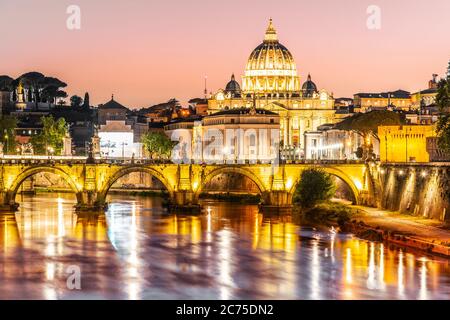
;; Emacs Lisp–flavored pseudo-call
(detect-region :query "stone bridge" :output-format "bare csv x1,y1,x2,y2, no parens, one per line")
0,159,375,212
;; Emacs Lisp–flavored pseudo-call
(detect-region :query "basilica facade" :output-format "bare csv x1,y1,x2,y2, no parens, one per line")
207,19,337,150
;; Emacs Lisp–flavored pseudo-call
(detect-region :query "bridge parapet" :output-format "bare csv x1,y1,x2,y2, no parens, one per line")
0,161,372,213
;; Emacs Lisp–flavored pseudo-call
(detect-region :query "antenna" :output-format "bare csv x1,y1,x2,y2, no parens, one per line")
204,76,208,99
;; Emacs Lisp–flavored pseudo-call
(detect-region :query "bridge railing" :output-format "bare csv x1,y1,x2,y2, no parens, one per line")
0,155,365,166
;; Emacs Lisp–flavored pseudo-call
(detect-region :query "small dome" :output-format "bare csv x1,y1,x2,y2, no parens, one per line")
225,74,241,94
302,74,318,97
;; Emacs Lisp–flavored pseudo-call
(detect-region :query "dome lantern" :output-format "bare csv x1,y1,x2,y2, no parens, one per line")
264,18,278,42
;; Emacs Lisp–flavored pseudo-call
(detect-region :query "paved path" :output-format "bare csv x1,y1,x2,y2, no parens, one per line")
351,205,450,245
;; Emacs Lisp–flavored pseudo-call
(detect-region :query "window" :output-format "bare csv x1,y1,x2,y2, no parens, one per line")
270,118,274,123
250,135,256,146
231,118,235,124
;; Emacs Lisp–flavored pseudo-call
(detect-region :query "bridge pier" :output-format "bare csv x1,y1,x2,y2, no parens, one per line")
0,192,19,212
168,190,201,214
74,191,108,213
259,191,293,213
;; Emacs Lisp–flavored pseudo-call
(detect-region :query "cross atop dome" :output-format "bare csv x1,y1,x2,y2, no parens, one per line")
264,18,278,42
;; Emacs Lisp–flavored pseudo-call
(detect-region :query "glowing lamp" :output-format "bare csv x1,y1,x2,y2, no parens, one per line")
353,179,363,191
285,178,293,190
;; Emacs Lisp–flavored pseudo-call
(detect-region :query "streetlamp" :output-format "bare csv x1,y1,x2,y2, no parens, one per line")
47,146,54,159
4,133,8,154
121,142,128,159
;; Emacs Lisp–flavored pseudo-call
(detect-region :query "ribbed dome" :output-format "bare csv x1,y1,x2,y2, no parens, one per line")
302,74,318,97
242,19,300,94
225,74,241,94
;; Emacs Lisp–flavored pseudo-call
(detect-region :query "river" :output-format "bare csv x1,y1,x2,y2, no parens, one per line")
0,193,449,299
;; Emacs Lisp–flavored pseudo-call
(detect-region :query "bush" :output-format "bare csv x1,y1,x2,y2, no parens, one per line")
301,202,356,226
293,168,336,208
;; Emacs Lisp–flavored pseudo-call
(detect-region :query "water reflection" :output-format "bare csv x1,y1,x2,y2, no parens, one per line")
0,193,449,299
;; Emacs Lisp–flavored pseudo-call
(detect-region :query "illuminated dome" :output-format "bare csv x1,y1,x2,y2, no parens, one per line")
302,74,318,97
242,19,300,95
225,74,241,95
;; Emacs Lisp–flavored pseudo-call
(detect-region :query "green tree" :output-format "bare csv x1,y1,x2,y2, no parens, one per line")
0,115,18,154
293,168,336,208
70,95,83,108
335,110,403,159
30,116,68,155
436,78,450,152
141,132,176,159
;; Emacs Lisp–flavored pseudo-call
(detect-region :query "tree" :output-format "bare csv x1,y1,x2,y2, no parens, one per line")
335,110,403,159
0,115,18,154
13,73,67,108
292,168,336,208
141,132,176,159
70,95,83,108
436,78,450,152
0,75,13,91
30,116,68,155
82,92,90,108
39,77,67,104
18,72,45,106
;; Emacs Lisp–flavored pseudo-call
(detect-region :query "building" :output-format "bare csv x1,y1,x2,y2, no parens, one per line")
139,99,182,124
98,120,142,158
0,90,11,114
198,107,280,163
303,124,368,160
410,74,439,110
97,97,147,158
335,97,353,108
97,96,129,125
166,106,280,164
378,125,437,162
188,98,209,116
353,90,411,112
207,19,336,150
426,137,450,162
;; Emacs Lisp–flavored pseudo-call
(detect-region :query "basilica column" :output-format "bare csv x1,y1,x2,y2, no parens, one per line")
287,116,293,146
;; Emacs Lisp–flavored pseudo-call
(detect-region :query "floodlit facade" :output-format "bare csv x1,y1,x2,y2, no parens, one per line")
378,125,437,162
207,19,336,150
99,120,142,158
303,125,368,160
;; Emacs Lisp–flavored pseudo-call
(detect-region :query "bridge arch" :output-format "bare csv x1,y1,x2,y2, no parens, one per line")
98,165,173,202
195,166,267,200
7,166,82,204
287,166,361,205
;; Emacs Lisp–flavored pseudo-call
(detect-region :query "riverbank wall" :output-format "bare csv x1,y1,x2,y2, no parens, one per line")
378,163,450,221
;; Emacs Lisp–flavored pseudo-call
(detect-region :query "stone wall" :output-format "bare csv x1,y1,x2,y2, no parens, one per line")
379,163,450,221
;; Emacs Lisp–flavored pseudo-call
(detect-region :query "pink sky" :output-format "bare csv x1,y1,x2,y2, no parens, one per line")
1,0,449,108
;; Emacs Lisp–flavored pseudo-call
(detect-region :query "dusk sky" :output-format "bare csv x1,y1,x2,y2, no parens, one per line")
1,0,449,108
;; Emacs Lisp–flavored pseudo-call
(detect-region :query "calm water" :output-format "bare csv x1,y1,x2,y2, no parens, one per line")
0,193,449,300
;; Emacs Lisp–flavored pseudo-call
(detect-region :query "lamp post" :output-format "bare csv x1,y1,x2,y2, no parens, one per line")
121,142,128,159
47,146,54,159
4,133,8,155
405,132,409,163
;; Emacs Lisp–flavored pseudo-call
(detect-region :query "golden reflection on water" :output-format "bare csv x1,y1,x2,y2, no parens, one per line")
0,193,449,299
